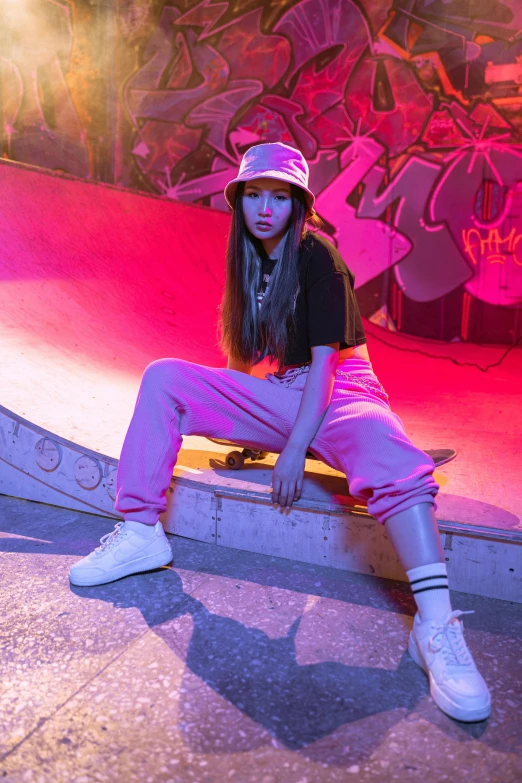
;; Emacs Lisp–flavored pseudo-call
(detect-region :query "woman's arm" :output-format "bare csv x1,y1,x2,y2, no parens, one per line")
271,343,338,507
285,343,338,451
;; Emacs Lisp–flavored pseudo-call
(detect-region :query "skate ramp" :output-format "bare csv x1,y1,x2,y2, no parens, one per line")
0,159,232,457
0,160,521,604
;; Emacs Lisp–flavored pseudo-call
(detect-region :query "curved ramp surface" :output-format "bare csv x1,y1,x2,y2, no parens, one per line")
0,159,231,457
1,160,521,604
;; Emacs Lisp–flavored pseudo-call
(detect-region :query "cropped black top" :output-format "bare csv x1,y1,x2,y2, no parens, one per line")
258,232,367,367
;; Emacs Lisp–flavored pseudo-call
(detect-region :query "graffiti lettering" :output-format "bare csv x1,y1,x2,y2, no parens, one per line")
358,156,471,301
462,228,522,267
432,143,522,306
118,0,522,312
314,137,411,288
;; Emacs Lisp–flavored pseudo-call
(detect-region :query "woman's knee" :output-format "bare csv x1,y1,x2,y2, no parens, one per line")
141,357,188,391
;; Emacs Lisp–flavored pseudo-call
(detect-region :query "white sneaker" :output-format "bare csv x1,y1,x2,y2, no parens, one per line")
408,610,491,722
69,520,173,587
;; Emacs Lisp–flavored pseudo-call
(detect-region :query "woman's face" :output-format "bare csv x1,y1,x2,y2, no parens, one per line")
242,177,293,247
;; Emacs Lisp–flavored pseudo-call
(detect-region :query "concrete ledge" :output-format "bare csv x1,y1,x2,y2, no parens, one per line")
1,404,520,604
163,476,521,604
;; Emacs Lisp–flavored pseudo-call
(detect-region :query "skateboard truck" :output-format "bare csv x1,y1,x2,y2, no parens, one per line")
224,446,315,470
225,448,268,469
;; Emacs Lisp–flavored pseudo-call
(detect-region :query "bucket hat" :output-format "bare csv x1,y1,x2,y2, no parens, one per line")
224,142,315,210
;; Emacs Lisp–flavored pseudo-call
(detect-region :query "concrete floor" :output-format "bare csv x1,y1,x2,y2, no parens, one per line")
1,494,521,783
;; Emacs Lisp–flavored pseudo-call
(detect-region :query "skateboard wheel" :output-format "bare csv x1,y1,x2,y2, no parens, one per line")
226,450,245,470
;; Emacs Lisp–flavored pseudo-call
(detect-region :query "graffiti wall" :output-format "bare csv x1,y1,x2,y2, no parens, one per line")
2,0,522,343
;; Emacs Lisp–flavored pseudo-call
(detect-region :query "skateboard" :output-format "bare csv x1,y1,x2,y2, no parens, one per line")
208,438,457,471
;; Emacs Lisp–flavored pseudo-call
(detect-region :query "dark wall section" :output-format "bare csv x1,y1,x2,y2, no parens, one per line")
2,0,521,344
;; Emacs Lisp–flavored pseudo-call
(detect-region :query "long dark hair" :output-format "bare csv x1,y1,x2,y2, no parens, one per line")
219,182,321,369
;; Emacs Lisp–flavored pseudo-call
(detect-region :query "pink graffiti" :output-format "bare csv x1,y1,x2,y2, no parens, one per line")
431,141,522,306
218,9,290,89
346,57,433,156
119,0,522,314
462,227,522,268
275,0,370,86
314,136,411,287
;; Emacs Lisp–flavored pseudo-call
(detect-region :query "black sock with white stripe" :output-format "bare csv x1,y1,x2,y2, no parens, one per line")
406,562,452,623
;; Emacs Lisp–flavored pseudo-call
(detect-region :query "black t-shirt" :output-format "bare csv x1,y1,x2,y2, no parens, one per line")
258,232,367,366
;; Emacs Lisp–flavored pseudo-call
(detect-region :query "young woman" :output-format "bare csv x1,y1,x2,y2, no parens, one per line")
69,143,490,723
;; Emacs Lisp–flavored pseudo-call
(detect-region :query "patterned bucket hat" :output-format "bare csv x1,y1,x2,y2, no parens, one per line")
224,142,315,210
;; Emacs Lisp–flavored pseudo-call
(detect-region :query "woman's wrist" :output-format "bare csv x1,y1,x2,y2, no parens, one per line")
283,438,310,455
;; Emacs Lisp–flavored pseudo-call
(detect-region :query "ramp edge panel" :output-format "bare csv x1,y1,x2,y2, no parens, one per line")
0,157,225,217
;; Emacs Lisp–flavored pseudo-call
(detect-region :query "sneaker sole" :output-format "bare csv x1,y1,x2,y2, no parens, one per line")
408,632,491,723
69,546,173,587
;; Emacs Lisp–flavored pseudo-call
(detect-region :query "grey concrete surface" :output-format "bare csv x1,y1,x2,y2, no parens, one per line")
0,494,521,783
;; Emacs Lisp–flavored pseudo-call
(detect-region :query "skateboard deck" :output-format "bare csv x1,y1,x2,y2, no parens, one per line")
208,438,457,471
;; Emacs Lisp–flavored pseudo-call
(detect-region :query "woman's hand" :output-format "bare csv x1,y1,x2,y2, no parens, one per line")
271,444,307,508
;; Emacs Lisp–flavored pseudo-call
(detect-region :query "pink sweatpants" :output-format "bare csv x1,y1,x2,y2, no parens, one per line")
114,357,438,525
